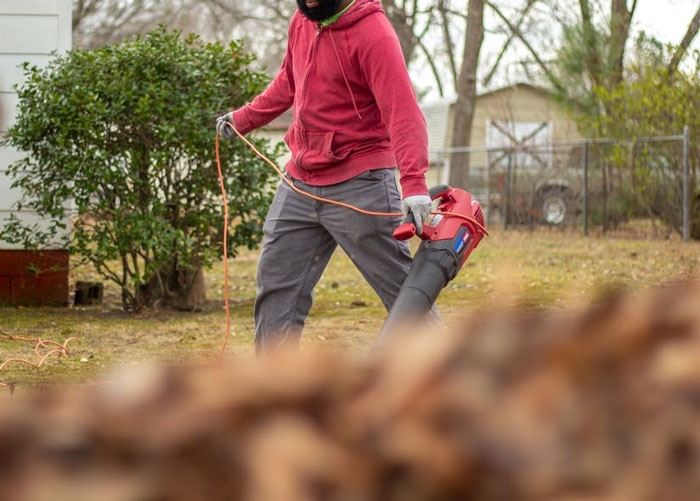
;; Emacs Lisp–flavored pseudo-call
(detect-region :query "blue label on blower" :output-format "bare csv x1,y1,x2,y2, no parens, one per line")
453,228,471,254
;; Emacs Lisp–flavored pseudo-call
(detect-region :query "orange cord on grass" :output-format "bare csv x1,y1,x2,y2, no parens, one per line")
215,122,489,358
0,334,81,392
0,334,80,370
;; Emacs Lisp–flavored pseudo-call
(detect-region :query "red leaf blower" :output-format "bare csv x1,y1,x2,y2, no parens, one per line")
378,185,487,340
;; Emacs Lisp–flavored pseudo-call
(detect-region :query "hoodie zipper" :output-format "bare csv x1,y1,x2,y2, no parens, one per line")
295,24,322,171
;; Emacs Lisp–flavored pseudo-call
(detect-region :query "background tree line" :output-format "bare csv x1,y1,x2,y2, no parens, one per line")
71,0,700,196
6,0,696,310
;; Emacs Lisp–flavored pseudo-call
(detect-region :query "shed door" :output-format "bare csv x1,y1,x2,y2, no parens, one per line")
486,120,552,169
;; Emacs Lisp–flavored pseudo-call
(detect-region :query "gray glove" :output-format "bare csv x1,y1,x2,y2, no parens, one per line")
401,194,432,235
216,112,237,139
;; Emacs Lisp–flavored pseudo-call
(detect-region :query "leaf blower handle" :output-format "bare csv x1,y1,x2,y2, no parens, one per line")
393,186,451,241
428,184,451,199
393,211,418,240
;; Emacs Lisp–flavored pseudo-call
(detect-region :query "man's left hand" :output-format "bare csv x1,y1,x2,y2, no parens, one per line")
401,194,432,235
216,112,237,140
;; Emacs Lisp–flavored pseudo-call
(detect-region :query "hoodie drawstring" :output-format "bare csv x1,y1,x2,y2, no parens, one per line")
328,29,363,120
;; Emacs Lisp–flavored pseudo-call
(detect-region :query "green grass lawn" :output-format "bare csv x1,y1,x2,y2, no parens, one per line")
1,229,699,390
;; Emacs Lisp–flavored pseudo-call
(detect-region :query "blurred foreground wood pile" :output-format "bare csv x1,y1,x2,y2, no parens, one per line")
1,282,699,500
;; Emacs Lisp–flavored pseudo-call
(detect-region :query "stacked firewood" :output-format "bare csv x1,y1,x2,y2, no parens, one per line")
0,281,699,500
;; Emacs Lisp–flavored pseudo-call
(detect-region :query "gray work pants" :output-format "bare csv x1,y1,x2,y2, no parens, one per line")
254,168,413,354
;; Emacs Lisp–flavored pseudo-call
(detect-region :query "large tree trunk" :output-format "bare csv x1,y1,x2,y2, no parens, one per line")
608,0,637,88
578,0,603,89
141,262,206,311
668,5,700,76
448,0,485,189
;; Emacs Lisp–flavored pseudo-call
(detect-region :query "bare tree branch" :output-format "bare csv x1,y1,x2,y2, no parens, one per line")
71,0,294,72
448,0,485,188
438,0,459,89
482,0,538,87
668,4,700,76
416,36,445,97
441,7,468,20
486,1,565,93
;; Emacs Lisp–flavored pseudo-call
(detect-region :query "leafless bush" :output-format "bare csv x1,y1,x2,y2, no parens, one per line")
72,0,291,71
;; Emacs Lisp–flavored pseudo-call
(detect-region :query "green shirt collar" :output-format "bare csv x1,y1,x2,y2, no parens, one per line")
321,0,356,26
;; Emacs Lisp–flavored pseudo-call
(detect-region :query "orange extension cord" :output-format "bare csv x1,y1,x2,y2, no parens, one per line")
216,123,488,359
0,125,488,390
0,334,81,392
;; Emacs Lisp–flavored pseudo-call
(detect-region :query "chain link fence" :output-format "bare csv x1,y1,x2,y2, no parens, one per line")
429,128,694,240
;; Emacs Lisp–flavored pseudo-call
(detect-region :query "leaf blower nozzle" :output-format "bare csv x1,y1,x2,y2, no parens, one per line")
378,185,486,342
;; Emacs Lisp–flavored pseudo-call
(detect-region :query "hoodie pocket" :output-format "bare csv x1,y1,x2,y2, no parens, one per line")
296,128,349,170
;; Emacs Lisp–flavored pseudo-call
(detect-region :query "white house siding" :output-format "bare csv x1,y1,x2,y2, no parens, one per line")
421,99,451,165
0,0,72,249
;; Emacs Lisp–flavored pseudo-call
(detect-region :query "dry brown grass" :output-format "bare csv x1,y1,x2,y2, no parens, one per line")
0,229,698,388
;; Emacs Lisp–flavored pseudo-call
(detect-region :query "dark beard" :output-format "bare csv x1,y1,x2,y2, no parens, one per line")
296,0,343,22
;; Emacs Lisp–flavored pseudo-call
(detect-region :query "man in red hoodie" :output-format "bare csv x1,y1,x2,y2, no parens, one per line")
217,0,432,354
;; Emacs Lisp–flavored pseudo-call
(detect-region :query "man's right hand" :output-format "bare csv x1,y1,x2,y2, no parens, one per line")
216,112,237,140
401,194,432,235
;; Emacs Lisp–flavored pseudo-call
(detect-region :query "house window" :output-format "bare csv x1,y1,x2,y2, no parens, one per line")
486,120,552,169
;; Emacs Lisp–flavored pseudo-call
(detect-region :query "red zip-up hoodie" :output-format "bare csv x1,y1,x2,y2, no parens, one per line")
231,0,429,197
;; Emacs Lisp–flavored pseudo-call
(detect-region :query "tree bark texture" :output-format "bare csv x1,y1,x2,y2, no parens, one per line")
608,0,637,88
668,5,700,76
141,264,206,311
448,0,485,190
578,0,603,89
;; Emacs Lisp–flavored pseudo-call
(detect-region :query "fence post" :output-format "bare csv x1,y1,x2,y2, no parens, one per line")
683,125,690,242
503,150,512,230
443,155,451,185
583,141,589,237
486,150,493,226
